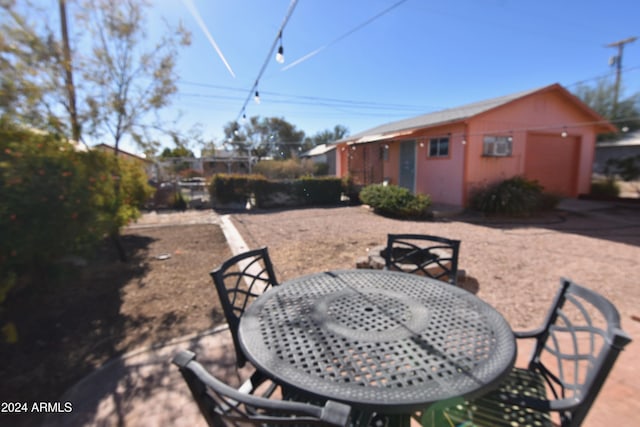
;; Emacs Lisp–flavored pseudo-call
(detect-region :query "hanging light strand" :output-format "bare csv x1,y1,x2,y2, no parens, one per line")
236,0,299,122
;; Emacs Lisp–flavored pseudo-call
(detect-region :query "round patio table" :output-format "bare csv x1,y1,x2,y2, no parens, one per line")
238,269,516,421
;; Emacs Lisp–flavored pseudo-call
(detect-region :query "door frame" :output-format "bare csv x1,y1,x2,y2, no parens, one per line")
399,140,416,193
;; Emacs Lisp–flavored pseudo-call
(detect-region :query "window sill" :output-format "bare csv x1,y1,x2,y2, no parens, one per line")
481,154,512,158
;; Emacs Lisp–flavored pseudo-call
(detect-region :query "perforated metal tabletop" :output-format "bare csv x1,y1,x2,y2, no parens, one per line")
238,269,516,414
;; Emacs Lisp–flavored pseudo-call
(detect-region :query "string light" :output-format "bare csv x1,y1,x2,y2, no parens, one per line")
235,0,298,123
339,116,633,147
276,32,285,64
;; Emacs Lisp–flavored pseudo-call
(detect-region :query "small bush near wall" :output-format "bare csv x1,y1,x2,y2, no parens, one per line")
209,174,343,208
470,176,559,216
359,184,431,219
209,174,267,205
590,179,620,198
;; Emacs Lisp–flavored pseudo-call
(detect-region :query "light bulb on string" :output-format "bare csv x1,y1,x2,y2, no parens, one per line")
561,127,568,138
276,46,284,63
254,90,261,104
276,32,284,63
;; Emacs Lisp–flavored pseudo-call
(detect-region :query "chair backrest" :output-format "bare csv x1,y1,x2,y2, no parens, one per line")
210,247,279,368
385,234,461,285
173,350,352,427
524,278,631,427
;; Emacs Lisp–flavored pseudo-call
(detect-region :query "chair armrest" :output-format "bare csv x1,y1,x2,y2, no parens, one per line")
501,392,579,412
513,326,547,339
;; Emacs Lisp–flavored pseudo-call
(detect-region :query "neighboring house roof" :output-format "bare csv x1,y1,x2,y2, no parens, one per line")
334,83,616,145
596,130,640,148
300,143,337,157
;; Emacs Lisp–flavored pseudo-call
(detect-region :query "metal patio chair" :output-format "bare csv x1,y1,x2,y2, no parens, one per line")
210,247,279,369
173,350,352,427
432,277,632,427
385,234,461,285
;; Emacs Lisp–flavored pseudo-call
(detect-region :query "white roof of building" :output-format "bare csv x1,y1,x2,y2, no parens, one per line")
596,130,640,148
300,143,336,157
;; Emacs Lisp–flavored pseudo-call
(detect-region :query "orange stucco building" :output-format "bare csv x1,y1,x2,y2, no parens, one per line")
335,83,616,207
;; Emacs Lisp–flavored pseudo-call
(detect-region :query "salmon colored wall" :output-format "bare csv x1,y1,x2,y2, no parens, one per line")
412,124,467,206
384,142,400,185
464,90,599,203
525,133,580,196
336,144,347,177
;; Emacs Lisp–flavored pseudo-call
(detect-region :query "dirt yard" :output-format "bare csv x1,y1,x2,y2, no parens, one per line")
0,221,231,427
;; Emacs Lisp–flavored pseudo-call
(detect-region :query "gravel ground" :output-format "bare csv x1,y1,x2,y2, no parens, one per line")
230,205,640,330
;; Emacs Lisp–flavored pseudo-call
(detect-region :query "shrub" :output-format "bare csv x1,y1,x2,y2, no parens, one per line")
469,176,557,216
252,159,315,180
171,191,188,211
359,184,431,219
0,123,153,290
209,174,343,208
590,179,620,197
342,176,361,205
294,177,343,205
209,174,267,205
313,162,329,176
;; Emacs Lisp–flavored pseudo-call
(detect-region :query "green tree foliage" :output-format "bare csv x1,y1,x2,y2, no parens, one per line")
78,0,191,154
0,0,191,153
0,122,153,286
223,116,306,159
160,146,195,158
0,1,65,132
574,78,640,140
302,125,349,151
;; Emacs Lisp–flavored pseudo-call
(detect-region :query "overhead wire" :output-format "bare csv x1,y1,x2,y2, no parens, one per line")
178,65,640,123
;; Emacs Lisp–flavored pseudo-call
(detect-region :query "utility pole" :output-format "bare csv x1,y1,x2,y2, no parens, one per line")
607,36,637,118
58,0,82,146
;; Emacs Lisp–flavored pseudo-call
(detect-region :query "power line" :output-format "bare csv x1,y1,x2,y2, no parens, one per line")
178,64,640,118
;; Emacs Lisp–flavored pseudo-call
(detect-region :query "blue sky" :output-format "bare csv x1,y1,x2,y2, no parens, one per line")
41,1,640,154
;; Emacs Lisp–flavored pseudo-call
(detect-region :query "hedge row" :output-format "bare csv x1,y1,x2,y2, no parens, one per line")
209,174,343,208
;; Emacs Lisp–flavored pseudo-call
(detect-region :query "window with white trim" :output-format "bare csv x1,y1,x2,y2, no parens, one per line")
483,135,512,157
428,137,449,158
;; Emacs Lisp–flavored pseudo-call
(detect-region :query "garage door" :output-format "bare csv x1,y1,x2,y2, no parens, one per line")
524,133,580,197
